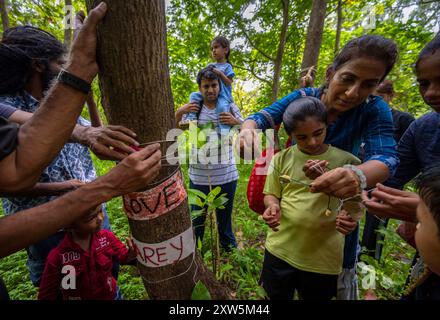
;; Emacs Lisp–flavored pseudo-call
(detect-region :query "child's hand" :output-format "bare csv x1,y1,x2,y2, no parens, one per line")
262,204,281,232
212,68,224,77
219,112,240,125
179,102,200,115
126,237,137,262
303,160,329,180
336,209,357,235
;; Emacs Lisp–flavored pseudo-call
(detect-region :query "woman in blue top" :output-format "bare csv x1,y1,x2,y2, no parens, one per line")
240,35,400,299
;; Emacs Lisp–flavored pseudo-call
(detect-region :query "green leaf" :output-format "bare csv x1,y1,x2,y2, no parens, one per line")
210,186,222,197
188,188,207,200
191,209,206,218
191,281,212,300
188,192,204,207
213,196,228,208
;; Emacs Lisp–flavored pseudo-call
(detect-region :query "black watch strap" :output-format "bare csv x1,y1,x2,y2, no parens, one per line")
57,69,91,94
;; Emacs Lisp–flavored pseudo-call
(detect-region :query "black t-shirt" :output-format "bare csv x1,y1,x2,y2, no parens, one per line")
0,116,19,161
391,108,415,143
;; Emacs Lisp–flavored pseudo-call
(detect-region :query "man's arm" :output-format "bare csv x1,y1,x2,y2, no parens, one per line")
7,108,140,162
0,3,108,193
0,180,84,197
175,103,200,125
0,143,161,258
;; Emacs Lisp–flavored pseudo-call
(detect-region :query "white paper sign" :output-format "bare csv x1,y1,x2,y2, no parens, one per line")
131,227,195,268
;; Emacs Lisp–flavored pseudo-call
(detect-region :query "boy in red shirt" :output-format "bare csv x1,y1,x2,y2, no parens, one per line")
38,206,135,300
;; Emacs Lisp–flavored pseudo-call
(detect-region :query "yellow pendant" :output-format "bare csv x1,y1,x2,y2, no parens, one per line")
279,175,291,184
324,209,332,217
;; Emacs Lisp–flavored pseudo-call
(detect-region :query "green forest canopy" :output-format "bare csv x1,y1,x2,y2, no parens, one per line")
1,0,439,118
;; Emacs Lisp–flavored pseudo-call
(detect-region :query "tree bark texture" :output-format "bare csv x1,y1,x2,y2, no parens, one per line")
334,0,342,55
271,0,290,102
64,0,72,48
85,0,230,300
0,0,10,31
300,0,328,74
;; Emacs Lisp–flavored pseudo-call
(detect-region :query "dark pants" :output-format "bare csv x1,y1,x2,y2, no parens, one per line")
361,213,389,261
0,276,9,300
260,250,338,300
190,180,237,251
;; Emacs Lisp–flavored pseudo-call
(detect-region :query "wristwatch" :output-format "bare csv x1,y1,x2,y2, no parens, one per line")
343,164,367,190
57,69,91,94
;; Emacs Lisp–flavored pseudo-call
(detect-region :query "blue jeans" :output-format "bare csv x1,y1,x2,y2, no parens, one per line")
188,92,232,134
190,180,237,251
343,225,360,269
26,204,118,286
361,213,389,261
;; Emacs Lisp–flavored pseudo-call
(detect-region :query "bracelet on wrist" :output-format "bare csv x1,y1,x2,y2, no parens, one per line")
343,164,367,190
57,69,91,94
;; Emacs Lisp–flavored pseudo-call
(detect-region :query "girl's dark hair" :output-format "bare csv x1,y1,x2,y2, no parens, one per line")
331,35,398,83
212,36,231,64
416,33,440,69
416,165,440,238
196,66,220,86
283,97,327,135
0,26,65,95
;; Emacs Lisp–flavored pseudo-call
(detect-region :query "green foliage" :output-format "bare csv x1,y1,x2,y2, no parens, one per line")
191,280,212,300
188,183,228,277
357,219,416,299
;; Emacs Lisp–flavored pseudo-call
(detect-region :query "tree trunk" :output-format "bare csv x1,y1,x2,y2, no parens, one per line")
64,0,72,48
334,0,342,55
0,0,10,31
85,0,231,300
271,0,290,102
300,0,328,76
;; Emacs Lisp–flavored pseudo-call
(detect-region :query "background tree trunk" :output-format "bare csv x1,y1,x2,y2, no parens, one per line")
271,0,290,102
64,0,72,48
85,0,231,300
300,0,328,76
334,0,343,55
0,0,10,31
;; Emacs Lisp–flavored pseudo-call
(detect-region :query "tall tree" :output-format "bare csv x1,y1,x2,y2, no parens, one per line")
85,0,230,299
64,0,72,48
0,0,9,31
271,0,290,102
300,0,328,79
334,0,342,55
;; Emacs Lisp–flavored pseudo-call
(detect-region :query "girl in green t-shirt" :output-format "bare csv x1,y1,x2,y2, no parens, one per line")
261,97,362,300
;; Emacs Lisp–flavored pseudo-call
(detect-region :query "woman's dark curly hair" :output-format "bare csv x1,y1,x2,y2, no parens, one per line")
0,26,65,95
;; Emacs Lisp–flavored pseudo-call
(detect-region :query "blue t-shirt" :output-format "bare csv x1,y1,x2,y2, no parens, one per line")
387,112,440,189
210,62,235,102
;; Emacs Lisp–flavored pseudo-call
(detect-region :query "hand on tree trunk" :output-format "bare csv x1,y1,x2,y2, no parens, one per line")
65,2,108,83
99,143,162,197
83,125,140,161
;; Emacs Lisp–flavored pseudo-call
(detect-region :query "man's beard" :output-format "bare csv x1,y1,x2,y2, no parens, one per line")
41,68,58,94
